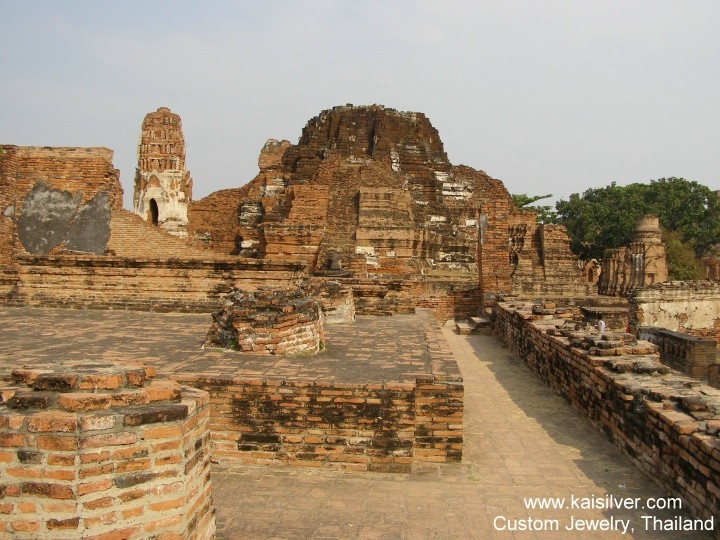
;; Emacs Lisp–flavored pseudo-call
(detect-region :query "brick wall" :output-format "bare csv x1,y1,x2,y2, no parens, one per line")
0,365,214,539
639,327,718,383
0,146,123,297
492,302,720,526
13,254,303,312
628,281,720,345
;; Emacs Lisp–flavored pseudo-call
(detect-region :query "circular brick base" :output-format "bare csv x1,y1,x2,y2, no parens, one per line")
0,363,215,539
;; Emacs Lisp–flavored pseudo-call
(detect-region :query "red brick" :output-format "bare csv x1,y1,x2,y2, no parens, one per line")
142,425,182,439
43,469,76,481
80,450,111,464
6,466,42,479
10,519,40,532
77,478,112,496
37,435,77,451
47,454,76,466
27,411,78,432
78,373,123,390
46,516,80,529
57,393,112,412
80,432,137,449
83,525,141,540
149,495,185,512
0,433,25,447
83,496,113,510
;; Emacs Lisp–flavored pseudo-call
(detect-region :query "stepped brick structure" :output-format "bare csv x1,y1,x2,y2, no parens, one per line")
188,104,589,307
0,364,214,539
133,107,193,237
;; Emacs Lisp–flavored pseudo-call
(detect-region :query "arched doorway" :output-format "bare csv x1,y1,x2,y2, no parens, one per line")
149,199,159,226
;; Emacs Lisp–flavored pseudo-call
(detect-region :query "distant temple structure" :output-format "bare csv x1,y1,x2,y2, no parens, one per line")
597,215,668,296
133,107,193,237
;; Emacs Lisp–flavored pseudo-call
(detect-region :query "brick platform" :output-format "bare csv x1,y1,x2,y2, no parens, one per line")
0,307,463,473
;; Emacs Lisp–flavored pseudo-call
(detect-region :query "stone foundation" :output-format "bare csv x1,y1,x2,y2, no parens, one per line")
492,302,720,527
0,364,214,539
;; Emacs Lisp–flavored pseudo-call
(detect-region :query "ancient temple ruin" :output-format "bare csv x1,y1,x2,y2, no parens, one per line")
598,215,668,296
133,107,193,237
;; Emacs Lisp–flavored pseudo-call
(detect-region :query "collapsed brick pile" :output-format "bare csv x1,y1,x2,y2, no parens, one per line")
0,363,214,539
205,286,325,355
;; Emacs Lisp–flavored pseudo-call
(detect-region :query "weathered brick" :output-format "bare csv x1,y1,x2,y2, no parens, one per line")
37,435,77,451
0,433,25,447
78,373,123,391
46,516,80,529
80,432,137,449
80,414,117,432
57,393,112,412
32,373,78,392
123,403,188,426
7,392,54,410
27,411,78,432
20,482,74,500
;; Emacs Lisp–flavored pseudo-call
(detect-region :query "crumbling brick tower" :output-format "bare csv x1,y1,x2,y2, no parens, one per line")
133,107,193,237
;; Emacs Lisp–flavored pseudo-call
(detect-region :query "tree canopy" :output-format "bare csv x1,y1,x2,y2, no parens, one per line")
552,178,720,261
513,178,720,280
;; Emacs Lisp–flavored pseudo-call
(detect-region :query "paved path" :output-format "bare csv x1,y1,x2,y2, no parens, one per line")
211,326,712,539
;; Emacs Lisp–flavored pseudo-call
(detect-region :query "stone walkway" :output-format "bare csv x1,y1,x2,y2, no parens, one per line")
210,326,711,539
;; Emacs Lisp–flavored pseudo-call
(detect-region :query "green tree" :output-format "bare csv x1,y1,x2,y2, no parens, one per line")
554,178,720,262
511,193,558,224
662,230,704,280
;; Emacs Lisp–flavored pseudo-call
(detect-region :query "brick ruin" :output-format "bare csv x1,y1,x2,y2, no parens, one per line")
598,215,668,296
3,104,720,536
492,302,720,527
133,107,193,237
186,104,591,309
0,364,214,539
204,286,325,355
629,281,720,345
0,105,598,320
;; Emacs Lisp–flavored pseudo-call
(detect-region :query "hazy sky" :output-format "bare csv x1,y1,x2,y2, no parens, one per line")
2,1,719,210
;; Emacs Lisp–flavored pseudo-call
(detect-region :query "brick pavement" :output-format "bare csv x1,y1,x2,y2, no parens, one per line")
0,307,712,539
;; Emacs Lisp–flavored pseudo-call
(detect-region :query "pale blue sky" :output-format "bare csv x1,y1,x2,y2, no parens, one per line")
1,1,718,209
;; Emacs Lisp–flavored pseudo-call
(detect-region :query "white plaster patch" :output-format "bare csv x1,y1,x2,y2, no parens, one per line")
355,246,376,256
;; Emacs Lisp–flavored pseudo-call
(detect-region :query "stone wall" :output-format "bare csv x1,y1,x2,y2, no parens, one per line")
176,310,463,472
492,301,720,526
508,222,591,298
639,327,718,383
0,364,214,539
628,281,720,344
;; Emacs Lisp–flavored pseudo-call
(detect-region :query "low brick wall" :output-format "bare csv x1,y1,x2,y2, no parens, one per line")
12,254,303,312
0,364,214,539
176,310,463,472
492,302,720,528
639,327,718,383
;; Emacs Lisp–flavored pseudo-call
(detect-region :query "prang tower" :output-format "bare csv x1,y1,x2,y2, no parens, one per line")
133,107,193,237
